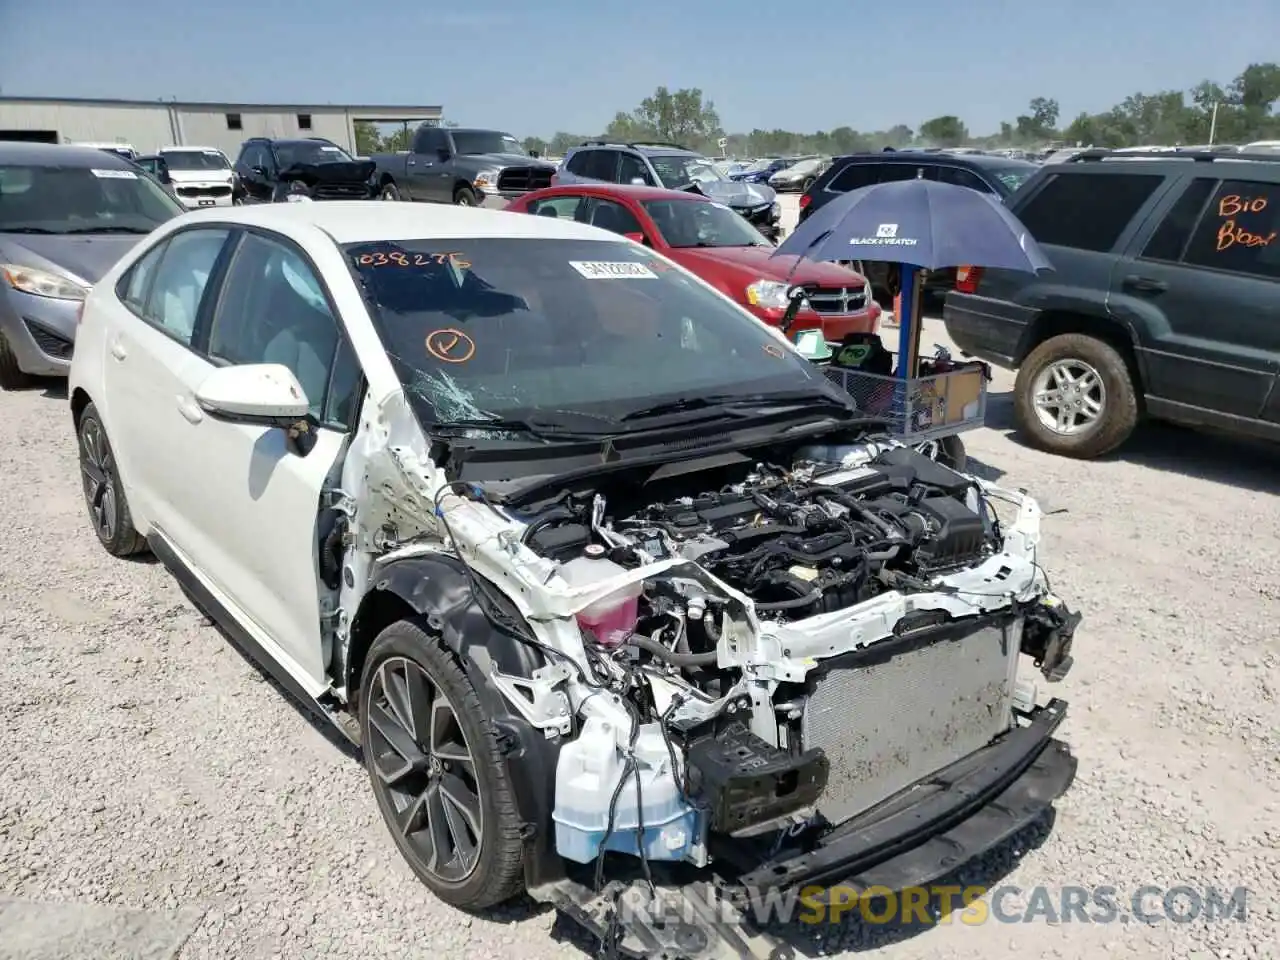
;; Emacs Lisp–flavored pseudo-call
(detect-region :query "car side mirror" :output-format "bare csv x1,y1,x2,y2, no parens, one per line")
195,364,318,454
629,177,647,186
250,165,269,179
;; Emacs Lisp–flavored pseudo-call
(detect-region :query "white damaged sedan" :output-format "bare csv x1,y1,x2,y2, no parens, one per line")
69,201,1081,959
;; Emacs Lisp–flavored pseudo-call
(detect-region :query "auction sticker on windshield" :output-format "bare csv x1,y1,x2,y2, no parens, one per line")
568,261,657,280
91,169,137,179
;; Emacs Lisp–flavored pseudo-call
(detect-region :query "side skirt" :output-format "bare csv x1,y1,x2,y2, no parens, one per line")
148,533,360,747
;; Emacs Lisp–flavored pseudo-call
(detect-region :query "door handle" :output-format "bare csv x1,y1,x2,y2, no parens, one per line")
175,396,204,424
109,340,127,361
407,159,416,166
1123,274,1167,293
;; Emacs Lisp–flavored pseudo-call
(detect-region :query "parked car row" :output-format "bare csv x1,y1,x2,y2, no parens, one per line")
0,136,874,392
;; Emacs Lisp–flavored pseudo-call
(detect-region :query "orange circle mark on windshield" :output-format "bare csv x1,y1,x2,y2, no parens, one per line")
425,328,475,364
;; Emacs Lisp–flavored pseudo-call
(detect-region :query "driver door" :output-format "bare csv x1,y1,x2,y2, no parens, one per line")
160,230,362,692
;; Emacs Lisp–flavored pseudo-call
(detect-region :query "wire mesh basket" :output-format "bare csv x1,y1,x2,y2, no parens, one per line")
822,364,988,442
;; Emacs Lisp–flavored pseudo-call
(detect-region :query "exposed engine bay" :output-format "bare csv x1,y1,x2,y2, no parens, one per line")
492,441,1079,889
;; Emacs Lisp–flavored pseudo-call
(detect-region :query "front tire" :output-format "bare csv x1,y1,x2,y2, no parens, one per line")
453,186,478,207
380,182,402,201
1013,333,1138,459
0,333,33,390
77,403,148,557
360,618,526,910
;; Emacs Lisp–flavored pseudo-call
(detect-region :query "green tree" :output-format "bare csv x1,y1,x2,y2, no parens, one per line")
918,115,968,147
522,60,1280,156
353,121,382,155
522,136,548,157
612,86,725,151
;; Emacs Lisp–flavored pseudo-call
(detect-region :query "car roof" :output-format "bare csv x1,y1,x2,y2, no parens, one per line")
835,151,1037,170
570,143,700,158
1035,153,1280,180
0,142,137,167
159,145,224,153
529,183,711,203
175,200,622,244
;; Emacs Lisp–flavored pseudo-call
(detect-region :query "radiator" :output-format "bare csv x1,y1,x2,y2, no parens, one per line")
800,619,1021,825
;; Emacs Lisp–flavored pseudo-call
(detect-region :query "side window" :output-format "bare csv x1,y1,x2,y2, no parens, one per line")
564,150,592,175
207,232,343,419
617,153,654,185
528,196,585,220
1180,179,1280,280
1141,178,1215,263
240,144,265,171
141,229,230,344
934,166,991,193
584,199,643,236
582,150,620,181
1016,172,1163,253
324,335,364,429
414,127,443,154
827,163,878,193
118,241,169,314
878,164,922,183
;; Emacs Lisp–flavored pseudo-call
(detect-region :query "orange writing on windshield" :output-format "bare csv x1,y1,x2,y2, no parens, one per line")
357,251,471,268
1215,193,1275,252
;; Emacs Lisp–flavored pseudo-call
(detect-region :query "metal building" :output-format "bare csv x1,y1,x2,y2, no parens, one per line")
0,96,443,156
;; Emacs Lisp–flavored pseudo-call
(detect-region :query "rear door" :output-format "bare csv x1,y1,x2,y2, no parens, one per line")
406,127,451,202
1110,174,1280,421
101,227,235,543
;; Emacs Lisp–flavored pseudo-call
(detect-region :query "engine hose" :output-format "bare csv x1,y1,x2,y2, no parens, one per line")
518,505,576,545
628,634,718,667
318,514,346,590
801,486,902,540
756,585,824,612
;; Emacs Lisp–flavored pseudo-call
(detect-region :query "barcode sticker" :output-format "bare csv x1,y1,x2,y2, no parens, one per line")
568,261,657,280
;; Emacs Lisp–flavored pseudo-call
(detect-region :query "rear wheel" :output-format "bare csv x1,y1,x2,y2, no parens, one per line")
360,618,526,910
1013,333,1138,459
453,186,478,207
77,403,148,557
0,333,33,390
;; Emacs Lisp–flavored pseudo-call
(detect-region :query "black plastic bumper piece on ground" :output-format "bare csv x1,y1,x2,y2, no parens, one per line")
544,701,1075,960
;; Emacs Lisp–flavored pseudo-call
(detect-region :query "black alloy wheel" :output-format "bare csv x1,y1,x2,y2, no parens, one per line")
366,655,484,884
77,403,147,556
360,620,526,909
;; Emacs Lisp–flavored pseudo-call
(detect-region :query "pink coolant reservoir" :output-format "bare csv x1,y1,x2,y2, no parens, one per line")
559,545,641,647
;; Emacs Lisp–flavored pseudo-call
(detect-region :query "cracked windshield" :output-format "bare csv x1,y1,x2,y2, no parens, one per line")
345,237,825,431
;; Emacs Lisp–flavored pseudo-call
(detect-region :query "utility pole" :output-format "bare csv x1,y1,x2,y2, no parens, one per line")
1208,102,1219,146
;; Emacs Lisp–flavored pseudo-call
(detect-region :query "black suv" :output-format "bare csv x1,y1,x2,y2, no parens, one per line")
944,149,1280,458
799,151,1038,302
233,137,376,203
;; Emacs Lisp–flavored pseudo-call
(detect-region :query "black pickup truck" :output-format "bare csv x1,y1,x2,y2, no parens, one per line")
371,126,555,207
944,149,1280,459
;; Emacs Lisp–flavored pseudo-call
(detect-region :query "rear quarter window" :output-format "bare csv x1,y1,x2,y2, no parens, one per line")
1016,171,1163,253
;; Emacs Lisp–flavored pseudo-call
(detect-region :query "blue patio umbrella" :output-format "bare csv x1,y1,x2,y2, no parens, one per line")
773,178,1051,378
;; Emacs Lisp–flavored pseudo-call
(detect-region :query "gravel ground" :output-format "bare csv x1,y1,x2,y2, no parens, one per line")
1,198,1277,960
